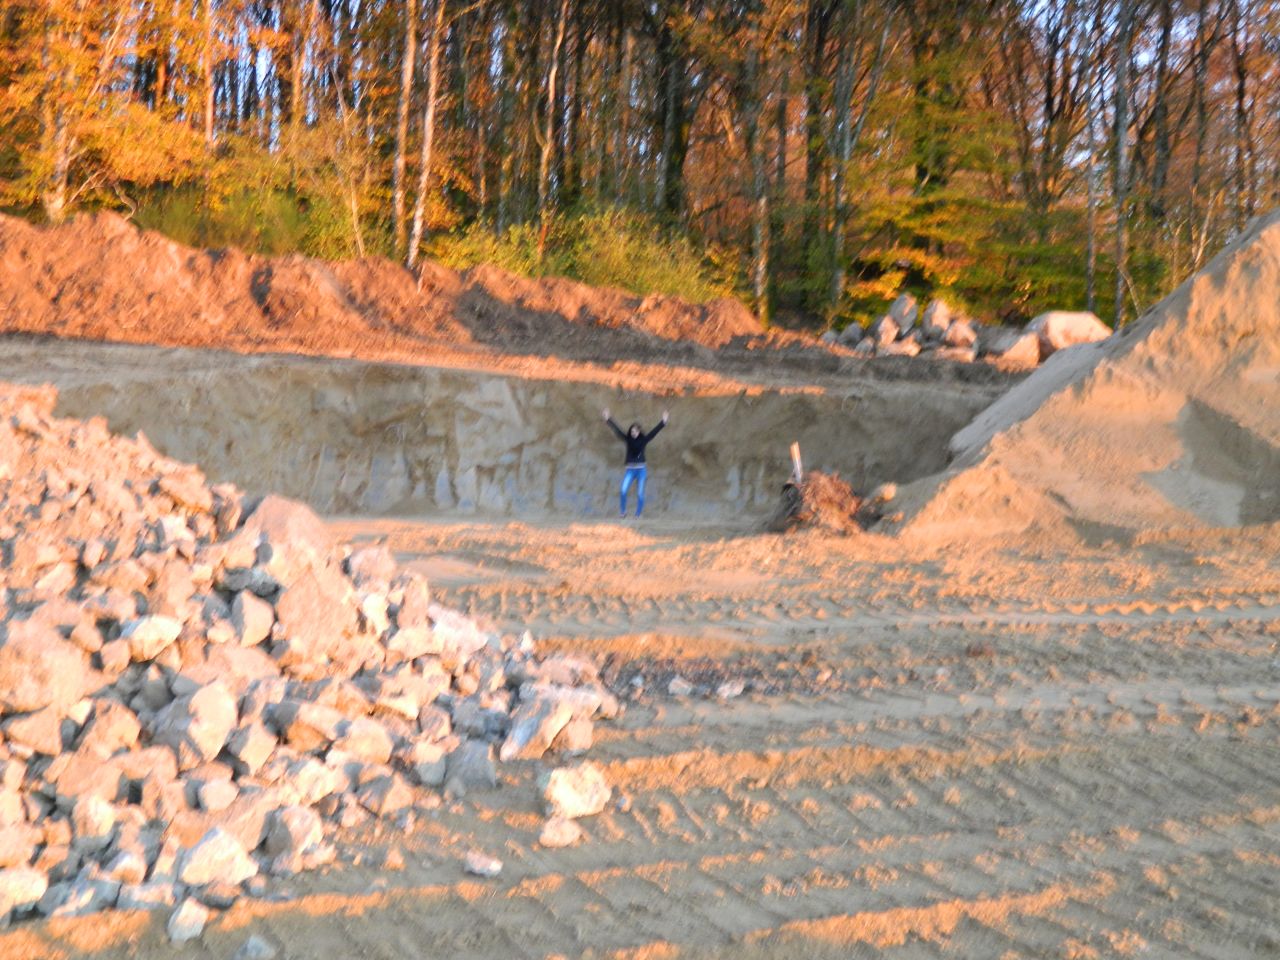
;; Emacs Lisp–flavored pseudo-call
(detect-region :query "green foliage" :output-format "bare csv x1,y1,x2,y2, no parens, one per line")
133,127,373,260
429,207,742,304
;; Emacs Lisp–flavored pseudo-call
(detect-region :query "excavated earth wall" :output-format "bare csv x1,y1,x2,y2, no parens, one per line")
0,339,1005,520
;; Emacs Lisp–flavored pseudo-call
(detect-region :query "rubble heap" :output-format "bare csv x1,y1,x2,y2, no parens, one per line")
0,383,616,929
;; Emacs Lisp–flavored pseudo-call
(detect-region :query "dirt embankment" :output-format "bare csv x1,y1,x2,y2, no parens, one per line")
0,339,1005,519
0,212,808,388
0,212,1024,395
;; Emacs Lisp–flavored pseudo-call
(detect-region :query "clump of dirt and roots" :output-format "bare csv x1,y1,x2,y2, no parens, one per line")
764,471,870,535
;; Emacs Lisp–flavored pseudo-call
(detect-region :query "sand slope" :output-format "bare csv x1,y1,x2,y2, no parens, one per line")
899,210,1280,543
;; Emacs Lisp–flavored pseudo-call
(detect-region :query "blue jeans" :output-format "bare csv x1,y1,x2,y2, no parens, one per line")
620,465,647,516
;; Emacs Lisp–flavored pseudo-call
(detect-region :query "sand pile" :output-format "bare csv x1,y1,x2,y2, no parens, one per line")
0,211,770,368
898,210,1280,543
0,383,617,934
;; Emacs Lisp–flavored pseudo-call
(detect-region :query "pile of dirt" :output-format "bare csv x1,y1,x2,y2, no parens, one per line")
0,212,780,370
764,471,866,534
896,210,1280,544
0,383,617,932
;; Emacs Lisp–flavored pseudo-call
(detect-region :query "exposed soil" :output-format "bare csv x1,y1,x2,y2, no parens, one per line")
8,514,1279,960
0,212,1017,396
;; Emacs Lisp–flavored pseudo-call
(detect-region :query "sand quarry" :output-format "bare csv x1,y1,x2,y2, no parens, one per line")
0,212,1278,959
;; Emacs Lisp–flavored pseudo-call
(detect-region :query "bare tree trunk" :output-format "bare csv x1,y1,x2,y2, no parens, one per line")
828,13,886,316
1112,0,1136,327
741,6,770,322
1147,0,1174,222
408,0,447,269
803,1,835,247
615,26,632,202
1229,0,1258,229
495,5,517,232
536,0,570,263
392,0,418,254
203,0,216,144
1085,69,1099,315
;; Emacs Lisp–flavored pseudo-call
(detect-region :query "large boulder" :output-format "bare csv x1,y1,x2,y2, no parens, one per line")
919,300,953,340
869,315,899,347
272,565,360,671
233,495,335,588
982,328,1041,369
887,293,919,333
1027,310,1111,358
0,620,89,714
943,319,978,348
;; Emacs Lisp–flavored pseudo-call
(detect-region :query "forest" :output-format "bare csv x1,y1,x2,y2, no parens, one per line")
1,0,1277,329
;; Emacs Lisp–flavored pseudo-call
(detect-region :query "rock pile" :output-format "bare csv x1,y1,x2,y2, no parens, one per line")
833,296,1111,369
0,383,617,931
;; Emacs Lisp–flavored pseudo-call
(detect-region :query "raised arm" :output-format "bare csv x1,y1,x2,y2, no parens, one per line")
603,409,627,440
645,411,669,442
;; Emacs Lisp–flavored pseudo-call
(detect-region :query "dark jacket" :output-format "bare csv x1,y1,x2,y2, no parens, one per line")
607,418,665,465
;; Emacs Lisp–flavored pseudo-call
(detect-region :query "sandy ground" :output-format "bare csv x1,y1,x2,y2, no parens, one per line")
9,514,1280,960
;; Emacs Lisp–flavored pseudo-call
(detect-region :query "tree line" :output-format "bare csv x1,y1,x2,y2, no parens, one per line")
1,0,1277,327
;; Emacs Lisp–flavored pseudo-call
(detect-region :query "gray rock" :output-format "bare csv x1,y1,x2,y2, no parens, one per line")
150,683,239,771
835,323,864,347
235,495,335,588
331,717,393,765
77,699,142,758
232,590,275,647
869,315,900,347
272,565,360,672
198,779,238,812
227,722,277,776
167,897,210,943
879,338,921,357
667,675,694,697
122,615,183,662
983,328,1041,368
178,827,258,886
1027,309,1111,357
499,696,573,762
356,774,413,816
117,881,177,911
233,934,280,960
539,816,583,848
41,875,120,917
542,762,612,820
919,299,952,340
346,546,397,586
942,318,978,348
263,805,323,860
0,866,47,917
0,824,40,868
887,292,919,331
0,620,89,714
444,740,498,797
3,705,67,756
463,851,502,878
